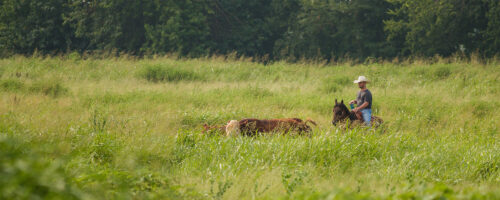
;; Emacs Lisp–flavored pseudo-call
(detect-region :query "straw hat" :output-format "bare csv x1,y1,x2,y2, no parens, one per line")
353,76,370,83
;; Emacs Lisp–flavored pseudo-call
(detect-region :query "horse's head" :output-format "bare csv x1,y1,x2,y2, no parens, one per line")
332,99,350,126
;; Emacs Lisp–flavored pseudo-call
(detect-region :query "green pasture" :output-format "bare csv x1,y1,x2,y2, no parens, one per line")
0,56,499,199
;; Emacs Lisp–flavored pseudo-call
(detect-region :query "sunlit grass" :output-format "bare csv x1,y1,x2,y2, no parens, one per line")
0,55,499,199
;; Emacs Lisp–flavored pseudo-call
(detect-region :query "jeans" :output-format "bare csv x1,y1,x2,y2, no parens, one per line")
361,109,372,126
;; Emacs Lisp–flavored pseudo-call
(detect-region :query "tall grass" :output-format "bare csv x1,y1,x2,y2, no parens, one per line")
0,56,498,199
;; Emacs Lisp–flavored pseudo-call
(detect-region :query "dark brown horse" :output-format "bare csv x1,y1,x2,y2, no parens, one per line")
331,99,383,128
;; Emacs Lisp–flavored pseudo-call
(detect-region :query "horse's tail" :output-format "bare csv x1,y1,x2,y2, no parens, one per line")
305,118,317,126
371,116,384,127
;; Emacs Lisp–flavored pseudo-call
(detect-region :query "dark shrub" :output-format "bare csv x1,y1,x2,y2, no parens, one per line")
434,66,452,79
0,79,25,92
138,65,203,83
29,80,69,97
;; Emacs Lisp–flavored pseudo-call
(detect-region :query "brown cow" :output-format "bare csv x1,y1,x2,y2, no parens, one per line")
236,118,317,136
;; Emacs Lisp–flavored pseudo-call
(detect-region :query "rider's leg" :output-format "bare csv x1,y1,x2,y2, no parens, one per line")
361,109,372,126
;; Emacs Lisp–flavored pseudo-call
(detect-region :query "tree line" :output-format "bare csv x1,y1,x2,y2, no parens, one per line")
1,0,499,61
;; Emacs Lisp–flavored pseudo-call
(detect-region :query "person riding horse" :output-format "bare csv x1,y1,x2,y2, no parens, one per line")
349,76,372,126
332,76,383,128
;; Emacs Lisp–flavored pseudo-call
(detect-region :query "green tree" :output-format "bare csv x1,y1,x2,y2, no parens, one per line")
385,0,493,57
275,0,393,61
1,0,498,59
385,0,459,57
65,0,152,53
0,0,71,54
142,0,213,57
484,0,500,56
207,0,300,58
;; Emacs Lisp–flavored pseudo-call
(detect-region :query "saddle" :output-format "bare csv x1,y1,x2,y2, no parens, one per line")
352,111,364,122
352,111,381,125
352,111,376,122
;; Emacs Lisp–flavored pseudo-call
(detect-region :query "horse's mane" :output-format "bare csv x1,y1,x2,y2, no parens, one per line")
338,103,349,112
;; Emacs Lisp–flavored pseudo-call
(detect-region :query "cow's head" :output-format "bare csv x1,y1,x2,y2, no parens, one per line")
225,120,240,137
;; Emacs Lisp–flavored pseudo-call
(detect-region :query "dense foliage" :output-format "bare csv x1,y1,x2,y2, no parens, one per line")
1,0,500,59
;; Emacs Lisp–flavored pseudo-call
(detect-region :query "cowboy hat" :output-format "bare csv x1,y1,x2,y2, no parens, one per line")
353,76,370,83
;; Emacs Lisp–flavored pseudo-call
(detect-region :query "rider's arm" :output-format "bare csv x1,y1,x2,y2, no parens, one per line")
353,102,369,112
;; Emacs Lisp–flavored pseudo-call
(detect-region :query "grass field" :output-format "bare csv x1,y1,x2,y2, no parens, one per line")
0,55,499,199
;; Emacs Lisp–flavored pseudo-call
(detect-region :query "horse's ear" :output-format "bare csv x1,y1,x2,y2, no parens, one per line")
341,100,344,104
335,99,338,105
